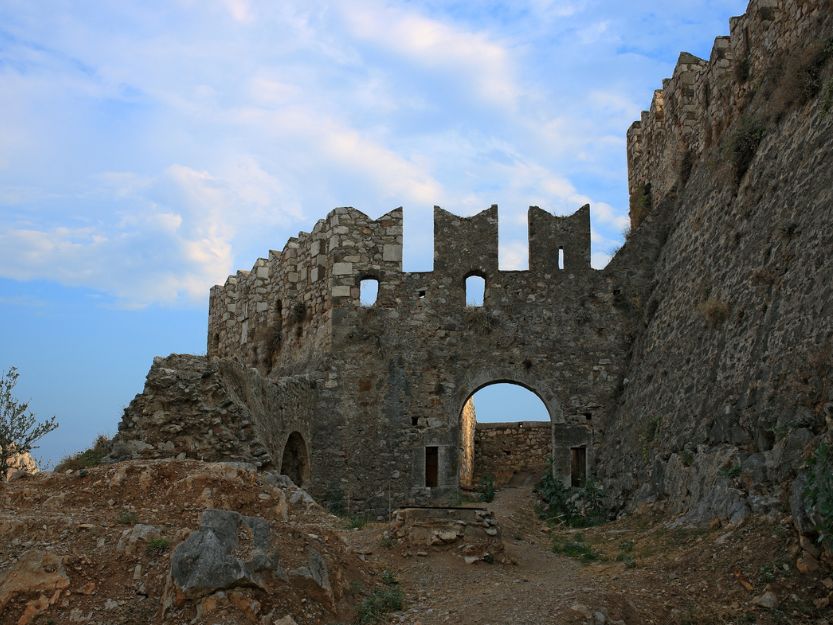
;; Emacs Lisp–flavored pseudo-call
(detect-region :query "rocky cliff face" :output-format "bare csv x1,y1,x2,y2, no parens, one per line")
598,0,833,551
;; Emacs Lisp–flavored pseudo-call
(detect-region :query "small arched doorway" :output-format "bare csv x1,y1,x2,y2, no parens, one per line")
459,382,551,490
280,431,310,487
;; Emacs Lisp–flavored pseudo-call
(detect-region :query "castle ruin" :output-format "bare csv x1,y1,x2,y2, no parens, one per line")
114,0,833,526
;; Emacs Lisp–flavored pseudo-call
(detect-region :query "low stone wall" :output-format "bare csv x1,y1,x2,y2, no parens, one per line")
473,422,551,487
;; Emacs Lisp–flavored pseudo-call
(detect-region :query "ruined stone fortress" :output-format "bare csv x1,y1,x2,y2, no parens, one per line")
115,0,833,523
205,202,628,509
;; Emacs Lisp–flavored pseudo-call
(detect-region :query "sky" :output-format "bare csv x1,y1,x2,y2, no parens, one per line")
0,0,749,467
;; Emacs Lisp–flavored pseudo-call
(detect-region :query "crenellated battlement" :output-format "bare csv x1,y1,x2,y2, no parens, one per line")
208,202,602,375
626,0,831,225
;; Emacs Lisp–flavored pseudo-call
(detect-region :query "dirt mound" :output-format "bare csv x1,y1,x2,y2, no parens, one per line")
0,459,377,625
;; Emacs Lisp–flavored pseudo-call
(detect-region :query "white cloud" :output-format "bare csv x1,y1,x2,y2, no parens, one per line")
591,251,612,269
577,20,611,45
341,3,520,109
0,0,743,308
233,106,444,206
221,0,253,23
500,240,528,270
0,156,303,307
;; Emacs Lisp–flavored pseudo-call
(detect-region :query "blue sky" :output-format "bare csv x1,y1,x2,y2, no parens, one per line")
0,0,748,466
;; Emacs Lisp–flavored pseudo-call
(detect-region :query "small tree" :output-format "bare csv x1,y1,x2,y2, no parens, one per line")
0,367,58,480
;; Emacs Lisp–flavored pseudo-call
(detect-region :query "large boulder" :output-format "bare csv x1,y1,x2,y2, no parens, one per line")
169,509,285,602
1,447,38,480
0,550,69,612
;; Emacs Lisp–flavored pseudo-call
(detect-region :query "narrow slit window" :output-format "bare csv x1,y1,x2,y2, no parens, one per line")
359,278,379,306
465,275,485,307
570,447,587,487
425,446,439,487
558,246,565,270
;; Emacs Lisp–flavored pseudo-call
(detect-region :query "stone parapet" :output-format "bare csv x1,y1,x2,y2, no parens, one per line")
627,0,832,223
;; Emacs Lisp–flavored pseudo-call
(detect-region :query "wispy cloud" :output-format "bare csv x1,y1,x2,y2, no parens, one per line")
341,3,520,109
0,0,749,305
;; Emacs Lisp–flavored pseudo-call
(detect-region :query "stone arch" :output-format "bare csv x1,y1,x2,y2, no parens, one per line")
280,431,310,487
455,372,563,491
453,368,564,425
456,373,563,488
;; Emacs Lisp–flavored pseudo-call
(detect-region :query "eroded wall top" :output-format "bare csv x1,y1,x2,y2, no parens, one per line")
626,0,832,224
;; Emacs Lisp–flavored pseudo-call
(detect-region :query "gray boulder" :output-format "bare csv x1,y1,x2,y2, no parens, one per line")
170,509,285,598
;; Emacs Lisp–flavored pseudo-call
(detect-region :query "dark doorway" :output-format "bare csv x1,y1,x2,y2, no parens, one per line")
425,446,439,487
281,432,310,487
570,447,586,487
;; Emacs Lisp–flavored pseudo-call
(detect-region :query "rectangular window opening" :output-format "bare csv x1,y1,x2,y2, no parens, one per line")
570,447,587,487
425,446,439,488
558,246,565,271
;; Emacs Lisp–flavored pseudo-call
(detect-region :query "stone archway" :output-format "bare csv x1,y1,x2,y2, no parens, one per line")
280,431,310,487
458,379,555,490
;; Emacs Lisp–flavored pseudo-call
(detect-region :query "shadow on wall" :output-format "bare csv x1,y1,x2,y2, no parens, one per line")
281,431,310,487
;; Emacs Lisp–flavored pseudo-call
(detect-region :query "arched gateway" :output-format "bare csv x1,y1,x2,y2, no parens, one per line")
200,203,628,514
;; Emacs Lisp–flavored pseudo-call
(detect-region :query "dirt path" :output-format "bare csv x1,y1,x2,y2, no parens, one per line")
344,473,825,625
367,474,627,625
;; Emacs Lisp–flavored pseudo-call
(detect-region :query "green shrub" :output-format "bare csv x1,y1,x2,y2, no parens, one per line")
770,38,833,117
728,117,766,185
354,586,404,625
346,515,367,530
552,534,603,563
535,473,606,528
535,472,577,523
804,442,833,547
615,539,636,567
146,537,170,556
117,510,138,525
758,562,778,584
719,463,742,479
54,434,110,473
616,552,637,568
629,182,652,228
324,485,346,516
479,474,496,503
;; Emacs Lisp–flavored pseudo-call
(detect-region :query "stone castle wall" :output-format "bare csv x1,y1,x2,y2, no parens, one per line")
473,422,552,487
603,0,833,529
111,355,318,486
626,0,832,220
207,208,403,375
114,0,832,527
119,201,653,514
